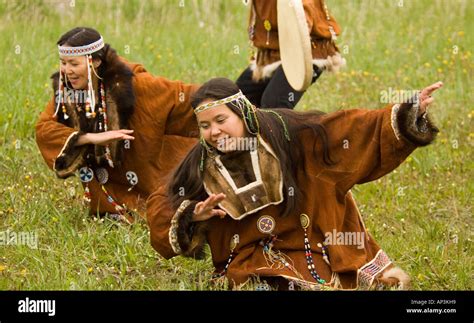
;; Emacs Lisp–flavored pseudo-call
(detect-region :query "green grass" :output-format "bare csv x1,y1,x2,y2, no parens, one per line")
0,0,472,290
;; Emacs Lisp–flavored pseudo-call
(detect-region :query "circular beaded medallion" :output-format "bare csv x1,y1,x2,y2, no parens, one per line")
257,215,275,234
126,171,138,186
79,167,94,183
300,213,310,229
95,167,109,184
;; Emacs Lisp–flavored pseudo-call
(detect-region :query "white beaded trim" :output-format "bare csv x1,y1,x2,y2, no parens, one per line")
58,36,104,57
194,91,245,115
357,249,392,289
390,104,401,141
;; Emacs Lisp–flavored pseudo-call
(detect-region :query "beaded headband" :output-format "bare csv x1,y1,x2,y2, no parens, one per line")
58,36,104,57
194,91,246,115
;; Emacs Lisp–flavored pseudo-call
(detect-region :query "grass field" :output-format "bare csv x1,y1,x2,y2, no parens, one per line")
0,0,472,290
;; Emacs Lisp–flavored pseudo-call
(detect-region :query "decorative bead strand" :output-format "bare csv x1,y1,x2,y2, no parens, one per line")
83,185,91,203
323,1,337,40
59,82,69,120
99,82,114,168
212,234,239,279
100,82,107,131
300,214,326,284
318,242,331,265
212,252,234,279
303,231,326,284
264,19,271,45
100,185,125,214
85,55,96,119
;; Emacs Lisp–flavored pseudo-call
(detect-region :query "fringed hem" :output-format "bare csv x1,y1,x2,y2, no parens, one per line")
312,52,346,73
250,52,346,81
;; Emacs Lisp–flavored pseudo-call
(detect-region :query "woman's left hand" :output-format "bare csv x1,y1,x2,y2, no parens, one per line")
418,81,443,116
192,193,227,222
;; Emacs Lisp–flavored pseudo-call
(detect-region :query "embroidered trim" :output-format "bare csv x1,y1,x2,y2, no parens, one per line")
194,91,246,115
357,249,392,289
53,131,79,171
169,199,192,255
58,37,104,57
390,104,401,141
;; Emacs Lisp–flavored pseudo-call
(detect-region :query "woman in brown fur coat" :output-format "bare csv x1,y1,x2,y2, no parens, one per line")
36,27,199,223
147,77,443,290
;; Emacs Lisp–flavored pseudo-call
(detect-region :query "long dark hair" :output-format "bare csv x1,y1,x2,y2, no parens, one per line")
57,27,113,77
169,78,333,217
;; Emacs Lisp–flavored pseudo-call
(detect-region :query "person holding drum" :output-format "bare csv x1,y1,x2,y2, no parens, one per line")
237,0,345,109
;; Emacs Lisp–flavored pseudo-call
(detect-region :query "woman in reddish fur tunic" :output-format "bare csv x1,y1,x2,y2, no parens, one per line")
147,77,443,290
36,27,199,223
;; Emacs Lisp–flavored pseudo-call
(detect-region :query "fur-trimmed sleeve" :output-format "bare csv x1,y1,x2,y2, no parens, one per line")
304,101,438,193
147,186,209,260
392,101,439,146
35,98,87,179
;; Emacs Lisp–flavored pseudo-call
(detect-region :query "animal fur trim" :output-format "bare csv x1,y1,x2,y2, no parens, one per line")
379,266,411,290
53,131,87,179
250,52,346,82
51,46,135,177
394,101,439,146
169,200,208,259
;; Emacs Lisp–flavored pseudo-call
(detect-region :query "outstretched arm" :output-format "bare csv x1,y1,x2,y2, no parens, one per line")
305,82,442,193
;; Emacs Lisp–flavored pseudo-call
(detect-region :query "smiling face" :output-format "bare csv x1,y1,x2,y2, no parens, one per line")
59,54,101,90
59,55,89,90
196,101,247,152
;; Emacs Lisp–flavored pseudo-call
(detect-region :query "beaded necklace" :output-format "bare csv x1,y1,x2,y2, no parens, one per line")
322,0,337,41
212,234,239,279
79,166,128,216
97,81,114,168
300,214,326,284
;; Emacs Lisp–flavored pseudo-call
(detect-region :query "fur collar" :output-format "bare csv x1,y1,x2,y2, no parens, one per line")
203,138,283,220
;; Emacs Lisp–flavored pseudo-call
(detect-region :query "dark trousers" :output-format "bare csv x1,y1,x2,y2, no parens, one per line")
236,64,323,109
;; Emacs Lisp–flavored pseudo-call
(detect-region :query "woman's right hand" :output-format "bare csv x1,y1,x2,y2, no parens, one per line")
418,81,443,116
192,193,227,222
76,129,135,146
